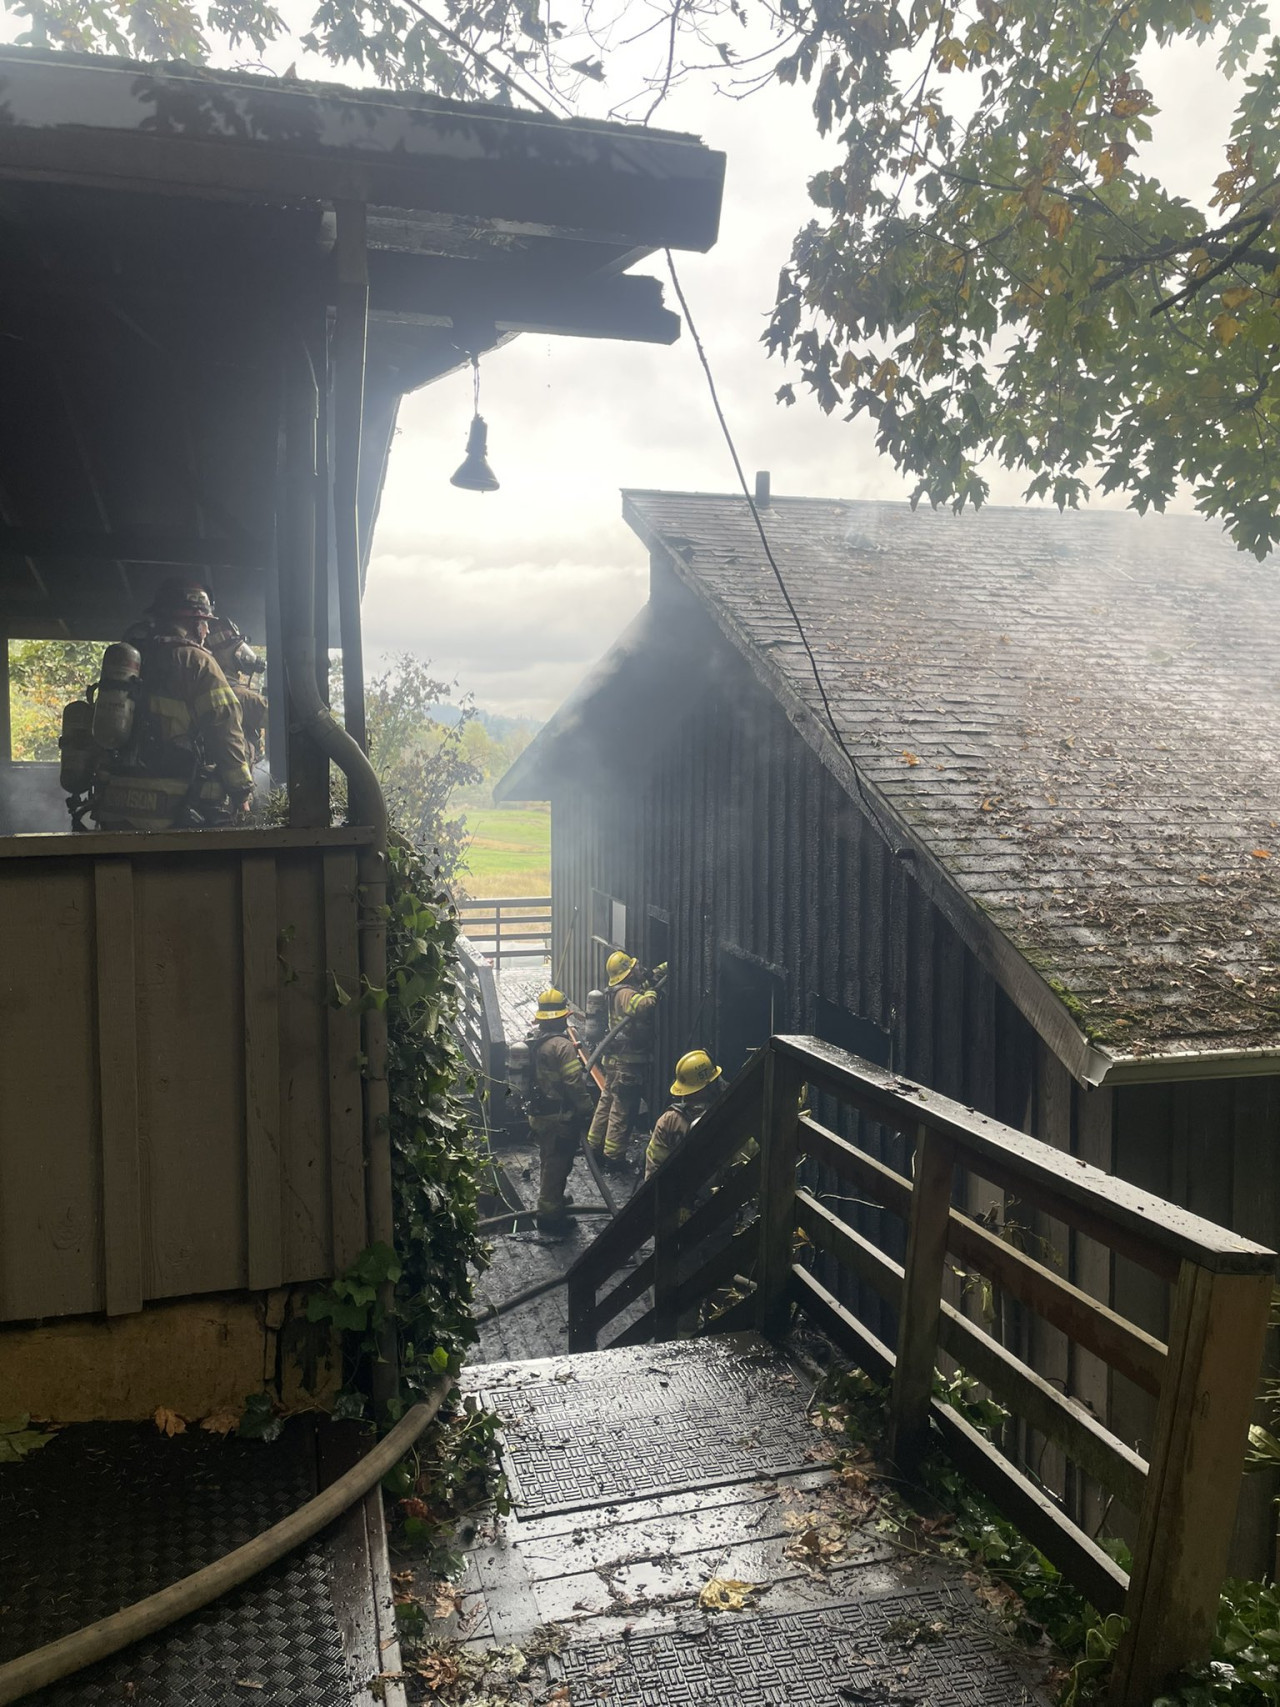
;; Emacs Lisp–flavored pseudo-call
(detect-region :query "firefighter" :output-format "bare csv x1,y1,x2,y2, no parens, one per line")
587,951,664,1173
91,580,255,831
206,617,268,768
645,1050,723,1181
526,987,596,1234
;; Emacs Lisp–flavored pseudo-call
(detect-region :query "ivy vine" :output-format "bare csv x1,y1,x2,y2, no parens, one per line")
304,834,490,1413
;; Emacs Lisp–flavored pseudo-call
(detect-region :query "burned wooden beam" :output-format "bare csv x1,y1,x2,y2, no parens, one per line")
0,527,270,571
361,254,680,344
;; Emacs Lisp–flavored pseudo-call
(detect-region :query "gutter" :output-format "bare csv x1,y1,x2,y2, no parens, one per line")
1093,1046,1280,1087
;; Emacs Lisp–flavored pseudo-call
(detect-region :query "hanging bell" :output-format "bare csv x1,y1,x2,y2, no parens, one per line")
450,415,500,492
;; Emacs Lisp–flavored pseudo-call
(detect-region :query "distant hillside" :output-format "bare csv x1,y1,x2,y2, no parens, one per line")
427,703,542,742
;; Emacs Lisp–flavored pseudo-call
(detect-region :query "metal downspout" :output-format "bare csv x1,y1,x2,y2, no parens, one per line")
333,200,369,753
283,338,397,1415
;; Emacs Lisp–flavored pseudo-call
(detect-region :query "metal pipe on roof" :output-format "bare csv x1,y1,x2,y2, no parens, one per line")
333,199,369,752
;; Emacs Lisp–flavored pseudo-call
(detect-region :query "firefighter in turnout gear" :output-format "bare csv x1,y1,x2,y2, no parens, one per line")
527,988,596,1234
587,951,663,1172
206,617,268,767
645,1050,723,1181
91,580,255,831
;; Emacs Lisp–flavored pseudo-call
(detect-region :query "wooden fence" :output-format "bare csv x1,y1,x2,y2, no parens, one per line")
566,1034,1277,1707
455,895,551,968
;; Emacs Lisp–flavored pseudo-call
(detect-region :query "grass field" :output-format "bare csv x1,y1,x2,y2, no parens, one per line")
457,804,550,897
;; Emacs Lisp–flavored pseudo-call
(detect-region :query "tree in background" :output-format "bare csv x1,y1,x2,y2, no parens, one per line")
334,652,483,873
7,639,102,760
10,2,1280,550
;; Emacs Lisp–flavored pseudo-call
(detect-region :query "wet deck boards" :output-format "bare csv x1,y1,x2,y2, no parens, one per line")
424,1335,1055,1705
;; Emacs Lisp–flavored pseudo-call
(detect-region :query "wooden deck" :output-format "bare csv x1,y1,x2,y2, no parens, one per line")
394,1334,1055,1705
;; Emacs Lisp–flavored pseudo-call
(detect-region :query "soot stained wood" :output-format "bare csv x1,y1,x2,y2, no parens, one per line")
542,605,1280,1575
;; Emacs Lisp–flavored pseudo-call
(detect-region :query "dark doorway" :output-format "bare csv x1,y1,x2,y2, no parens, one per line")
716,947,785,1080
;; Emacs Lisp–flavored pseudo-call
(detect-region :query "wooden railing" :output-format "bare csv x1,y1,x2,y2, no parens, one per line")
453,932,510,1128
566,1034,1277,1707
455,895,551,968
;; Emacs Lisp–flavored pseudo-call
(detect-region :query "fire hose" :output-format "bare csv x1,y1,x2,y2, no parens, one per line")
0,1378,454,1707
476,1206,611,1233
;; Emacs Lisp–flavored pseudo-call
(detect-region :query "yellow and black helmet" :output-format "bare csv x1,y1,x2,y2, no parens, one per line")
606,950,638,987
535,988,571,1022
671,1049,722,1098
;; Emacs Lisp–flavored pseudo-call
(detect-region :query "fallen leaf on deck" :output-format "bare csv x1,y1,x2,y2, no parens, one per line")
1253,848,1271,859
432,1582,464,1620
414,1650,462,1688
902,750,920,766
200,1411,239,1435
698,1576,760,1612
154,1407,186,1437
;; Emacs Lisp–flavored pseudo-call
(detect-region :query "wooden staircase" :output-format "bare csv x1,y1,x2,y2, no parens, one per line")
558,1035,1276,1705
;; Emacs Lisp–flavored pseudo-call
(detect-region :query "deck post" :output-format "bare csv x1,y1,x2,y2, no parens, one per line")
652,1165,681,1340
755,1045,804,1339
888,1124,956,1469
1111,1260,1273,1705
566,1266,597,1353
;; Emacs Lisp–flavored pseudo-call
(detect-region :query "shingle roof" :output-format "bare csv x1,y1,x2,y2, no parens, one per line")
624,490,1280,1065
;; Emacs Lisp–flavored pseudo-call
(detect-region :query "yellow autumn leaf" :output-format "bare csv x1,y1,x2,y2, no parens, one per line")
1193,0,1213,19
937,36,967,71
1211,313,1243,345
902,750,921,766
154,1406,187,1437
1222,286,1255,312
200,1411,240,1435
699,1576,760,1612
1044,200,1074,241
1252,848,1271,859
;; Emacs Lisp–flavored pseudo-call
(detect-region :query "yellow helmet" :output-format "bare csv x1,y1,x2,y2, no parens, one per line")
606,951,638,987
535,988,571,1022
671,1049,722,1098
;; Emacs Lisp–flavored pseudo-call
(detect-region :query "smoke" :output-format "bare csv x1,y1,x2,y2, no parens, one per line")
0,762,70,834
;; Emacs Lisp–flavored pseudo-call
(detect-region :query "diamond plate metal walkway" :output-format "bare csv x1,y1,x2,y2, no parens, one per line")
0,1419,404,1707
433,1334,1055,1706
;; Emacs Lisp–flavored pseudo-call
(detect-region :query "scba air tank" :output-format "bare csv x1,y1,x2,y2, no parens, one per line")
583,989,608,1050
90,642,142,752
506,1038,532,1105
58,699,96,794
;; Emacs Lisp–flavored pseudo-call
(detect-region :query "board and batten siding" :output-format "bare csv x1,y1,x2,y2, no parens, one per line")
0,828,369,1323
547,591,1280,1576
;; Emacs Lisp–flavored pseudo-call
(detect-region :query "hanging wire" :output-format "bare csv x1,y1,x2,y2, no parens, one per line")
663,251,914,860
472,354,482,415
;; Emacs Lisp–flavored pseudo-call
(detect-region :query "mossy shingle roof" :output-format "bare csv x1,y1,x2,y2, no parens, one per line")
625,491,1280,1063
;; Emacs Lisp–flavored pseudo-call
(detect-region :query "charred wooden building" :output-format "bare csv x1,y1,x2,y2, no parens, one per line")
499,489,1280,1569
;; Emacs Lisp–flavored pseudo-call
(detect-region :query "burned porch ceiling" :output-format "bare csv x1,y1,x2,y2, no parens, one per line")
0,48,723,641
619,493,1280,1078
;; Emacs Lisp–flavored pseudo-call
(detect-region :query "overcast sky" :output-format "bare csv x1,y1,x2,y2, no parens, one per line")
361,22,1255,718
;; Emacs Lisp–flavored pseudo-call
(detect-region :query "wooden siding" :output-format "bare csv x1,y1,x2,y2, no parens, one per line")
0,829,370,1323
548,602,1280,1576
